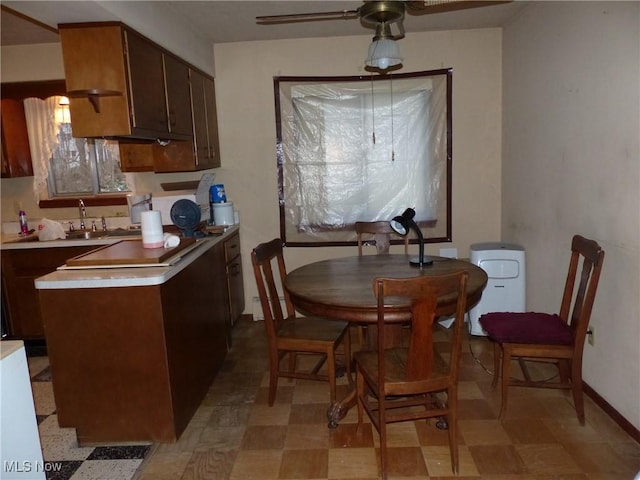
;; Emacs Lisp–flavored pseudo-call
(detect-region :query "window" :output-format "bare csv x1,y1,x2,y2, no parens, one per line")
275,70,452,246
23,95,128,201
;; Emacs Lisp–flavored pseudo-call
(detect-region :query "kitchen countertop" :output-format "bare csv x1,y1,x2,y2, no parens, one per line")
0,340,24,360
33,226,237,290
1,232,137,249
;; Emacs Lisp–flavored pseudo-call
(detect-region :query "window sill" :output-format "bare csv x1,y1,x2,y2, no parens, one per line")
38,195,128,209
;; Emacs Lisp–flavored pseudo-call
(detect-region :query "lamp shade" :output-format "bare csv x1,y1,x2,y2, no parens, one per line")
390,208,415,236
365,38,402,70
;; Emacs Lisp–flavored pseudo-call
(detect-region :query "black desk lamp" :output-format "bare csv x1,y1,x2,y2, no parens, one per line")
390,208,433,267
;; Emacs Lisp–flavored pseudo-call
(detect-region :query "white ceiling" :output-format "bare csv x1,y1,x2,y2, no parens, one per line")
1,1,528,47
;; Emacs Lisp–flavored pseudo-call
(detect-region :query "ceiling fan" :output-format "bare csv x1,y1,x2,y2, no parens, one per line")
256,1,512,39
256,1,511,70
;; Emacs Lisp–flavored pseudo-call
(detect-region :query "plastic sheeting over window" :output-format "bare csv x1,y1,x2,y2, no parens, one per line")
275,70,452,246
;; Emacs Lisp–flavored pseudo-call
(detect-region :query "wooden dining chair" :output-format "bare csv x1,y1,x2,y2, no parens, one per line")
479,234,604,424
355,221,409,256
251,238,352,405
355,270,469,479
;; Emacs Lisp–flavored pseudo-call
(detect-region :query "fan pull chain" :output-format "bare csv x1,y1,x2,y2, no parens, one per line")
371,74,376,145
390,73,395,162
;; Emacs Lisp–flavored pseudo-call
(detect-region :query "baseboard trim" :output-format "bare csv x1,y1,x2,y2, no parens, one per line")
584,381,640,443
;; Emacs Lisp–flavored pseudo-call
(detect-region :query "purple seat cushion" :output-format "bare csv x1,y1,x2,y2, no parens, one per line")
479,312,574,345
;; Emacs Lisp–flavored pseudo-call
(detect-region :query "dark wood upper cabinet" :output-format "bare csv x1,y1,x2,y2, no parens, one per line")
191,71,221,170
59,24,132,138
1,99,33,177
1,80,67,178
59,22,194,142
163,54,193,137
203,75,221,169
124,29,169,136
122,68,221,173
191,70,208,166
59,22,220,172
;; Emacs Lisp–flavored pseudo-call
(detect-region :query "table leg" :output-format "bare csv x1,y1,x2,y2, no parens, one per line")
326,324,404,428
327,389,357,429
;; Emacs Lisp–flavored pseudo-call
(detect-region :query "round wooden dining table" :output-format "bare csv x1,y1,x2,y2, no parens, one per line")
283,254,488,427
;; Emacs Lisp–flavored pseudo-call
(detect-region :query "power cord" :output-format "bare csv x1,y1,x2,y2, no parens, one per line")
467,331,559,384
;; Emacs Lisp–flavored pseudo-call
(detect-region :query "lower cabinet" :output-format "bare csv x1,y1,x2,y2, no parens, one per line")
38,241,229,444
223,231,245,349
1,246,97,340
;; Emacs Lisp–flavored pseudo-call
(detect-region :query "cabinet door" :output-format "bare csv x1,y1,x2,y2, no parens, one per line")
203,77,221,169
163,54,193,138
190,70,209,167
125,30,168,137
227,255,245,328
60,24,132,137
224,232,245,348
0,99,33,177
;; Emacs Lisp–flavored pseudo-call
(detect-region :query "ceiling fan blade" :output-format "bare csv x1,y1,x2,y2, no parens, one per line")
256,9,359,25
406,0,512,15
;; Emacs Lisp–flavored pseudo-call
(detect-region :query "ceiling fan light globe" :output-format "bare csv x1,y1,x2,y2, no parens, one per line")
378,57,390,69
365,38,402,70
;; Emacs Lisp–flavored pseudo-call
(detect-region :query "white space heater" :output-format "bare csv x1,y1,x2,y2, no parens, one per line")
468,242,526,336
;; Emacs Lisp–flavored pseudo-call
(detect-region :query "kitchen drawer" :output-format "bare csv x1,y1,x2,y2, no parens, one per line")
224,233,241,262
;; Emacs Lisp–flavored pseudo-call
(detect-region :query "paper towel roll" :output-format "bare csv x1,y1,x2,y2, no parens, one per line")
141,210,164,248
163,233,180,248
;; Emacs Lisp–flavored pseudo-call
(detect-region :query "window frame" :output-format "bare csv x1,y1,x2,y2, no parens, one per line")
274,69,453,247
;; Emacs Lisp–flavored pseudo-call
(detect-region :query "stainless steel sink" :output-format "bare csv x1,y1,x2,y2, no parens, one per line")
8,229,142,243
65,231,108,240
65,229,141,240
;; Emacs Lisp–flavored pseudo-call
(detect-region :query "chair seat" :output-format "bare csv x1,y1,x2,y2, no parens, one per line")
354,348,450,393
278,316,349,343
480,312,574,345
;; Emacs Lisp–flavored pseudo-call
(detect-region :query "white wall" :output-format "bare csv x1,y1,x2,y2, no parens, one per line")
502,1,640,429
0,44,65,82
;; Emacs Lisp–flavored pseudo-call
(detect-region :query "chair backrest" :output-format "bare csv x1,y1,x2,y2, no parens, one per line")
251,238,297,342
356,221,409,255
560,235,605,349
373,271,469,387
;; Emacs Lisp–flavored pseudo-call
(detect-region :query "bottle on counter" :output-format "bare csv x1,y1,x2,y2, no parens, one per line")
19,210,29,236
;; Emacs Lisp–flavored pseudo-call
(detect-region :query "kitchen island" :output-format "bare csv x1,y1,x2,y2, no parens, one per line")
33,227,239,445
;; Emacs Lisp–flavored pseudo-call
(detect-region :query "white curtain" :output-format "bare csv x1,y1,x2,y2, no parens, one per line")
23,97,58,203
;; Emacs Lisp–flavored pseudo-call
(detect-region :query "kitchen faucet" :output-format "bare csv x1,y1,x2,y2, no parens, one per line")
79,199,87,230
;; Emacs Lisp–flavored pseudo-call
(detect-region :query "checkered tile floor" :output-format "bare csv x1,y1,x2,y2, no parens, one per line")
136,316,640,479
28,357,153,480
29,316,639,479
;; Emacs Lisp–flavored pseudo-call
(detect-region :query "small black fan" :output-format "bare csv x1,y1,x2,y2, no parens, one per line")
170,199,202,238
